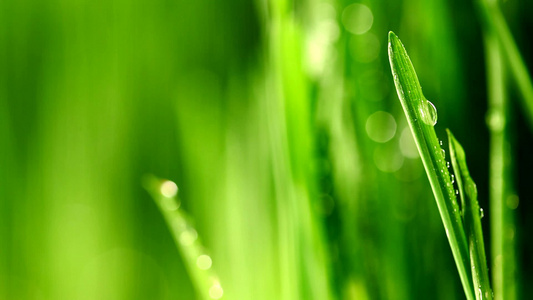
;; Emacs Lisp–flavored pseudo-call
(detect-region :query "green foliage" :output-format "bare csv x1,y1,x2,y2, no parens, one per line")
388,31,474,300
448,130,492,300
0,0,531,299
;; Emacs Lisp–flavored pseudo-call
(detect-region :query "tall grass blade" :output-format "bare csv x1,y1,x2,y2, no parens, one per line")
477,0,533,130
483,29,519,300
144,175,223,300
388,31,475,300
447,130,493,300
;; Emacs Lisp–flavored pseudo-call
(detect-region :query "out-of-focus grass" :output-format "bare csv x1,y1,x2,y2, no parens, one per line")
482,15,519,300
0,0,531,299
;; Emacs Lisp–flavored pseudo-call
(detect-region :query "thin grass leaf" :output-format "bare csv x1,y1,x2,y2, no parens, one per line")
388,31,475,300
483,30,518,300
143,175,224,300
477,0,533,131
447,130,493,300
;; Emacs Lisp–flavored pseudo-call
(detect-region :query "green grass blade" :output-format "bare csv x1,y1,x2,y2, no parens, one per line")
477,0,533,130
483,29,519,300
143,175,224,300
447,130,493,300
388,31,475,300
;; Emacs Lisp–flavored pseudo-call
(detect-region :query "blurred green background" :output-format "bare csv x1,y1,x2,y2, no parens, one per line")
0,0,531,299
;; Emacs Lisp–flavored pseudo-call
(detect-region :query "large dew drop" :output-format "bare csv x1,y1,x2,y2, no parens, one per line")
419,99,438,126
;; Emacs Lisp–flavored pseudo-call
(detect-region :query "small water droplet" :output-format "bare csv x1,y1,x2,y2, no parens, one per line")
161,180,178,198
439,140,443,146
480,208,484,219
447,161,450,168
180,229,198,246
209,282,224,299
419,99,438,126
451,174,455,184
455,190,459,195
196,254,213,270
486,109,504,132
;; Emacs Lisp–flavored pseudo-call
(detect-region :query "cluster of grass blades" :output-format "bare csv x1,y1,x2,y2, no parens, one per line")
143,175,224,300
388,31,493,300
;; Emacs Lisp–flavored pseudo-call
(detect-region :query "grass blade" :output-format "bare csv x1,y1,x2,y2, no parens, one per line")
144,175,224,300
388,31,475,300
483,28,519,300
477,0,533,130
447,130,493,300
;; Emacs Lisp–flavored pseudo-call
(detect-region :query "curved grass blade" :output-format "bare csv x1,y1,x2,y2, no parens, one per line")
388,31,475,300
447,130,493,300
143,175,224,300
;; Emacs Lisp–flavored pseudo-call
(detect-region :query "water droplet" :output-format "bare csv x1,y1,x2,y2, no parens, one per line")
467,182,478,196
197,254,213,270
486,109,504,132
209,282,224,299
439,140,443,146
180,229,198,246
420,99,438,126
451,174,455,184
447,161,450,168
480,208,484,219
455,190,459,195
161,180,178,198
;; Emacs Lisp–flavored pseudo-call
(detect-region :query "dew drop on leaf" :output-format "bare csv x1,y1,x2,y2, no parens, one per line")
420,99,438,126
486,109,504,132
